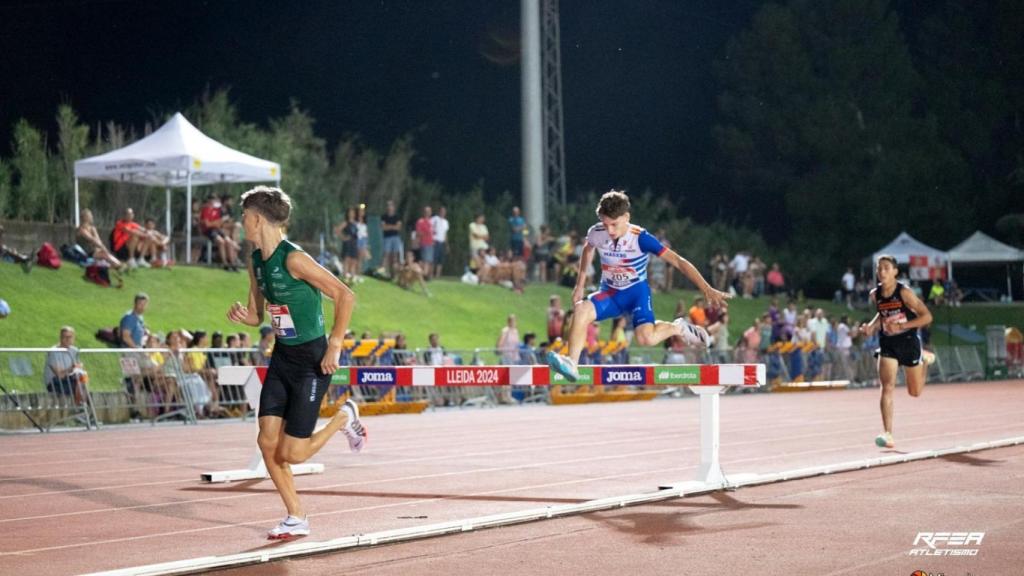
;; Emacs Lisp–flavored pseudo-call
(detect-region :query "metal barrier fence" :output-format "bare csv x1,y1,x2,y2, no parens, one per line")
0,342,992,431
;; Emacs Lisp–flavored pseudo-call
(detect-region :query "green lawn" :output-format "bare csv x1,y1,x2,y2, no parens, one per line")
2,261,1021,352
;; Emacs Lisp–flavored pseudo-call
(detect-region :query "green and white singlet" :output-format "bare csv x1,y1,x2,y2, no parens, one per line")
253,240,326,345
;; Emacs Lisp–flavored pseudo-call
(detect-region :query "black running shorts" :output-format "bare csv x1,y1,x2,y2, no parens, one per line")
876,335,923,368
259,336,332,438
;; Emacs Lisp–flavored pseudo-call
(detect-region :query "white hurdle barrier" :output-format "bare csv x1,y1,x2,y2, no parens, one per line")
203,363,765,487
200,366,325,483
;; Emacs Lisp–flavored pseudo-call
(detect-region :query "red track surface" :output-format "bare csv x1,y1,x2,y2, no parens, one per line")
1,380,1022,575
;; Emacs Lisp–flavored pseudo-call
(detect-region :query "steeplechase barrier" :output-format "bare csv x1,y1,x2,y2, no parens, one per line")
200,366,324,483
203,363,765,486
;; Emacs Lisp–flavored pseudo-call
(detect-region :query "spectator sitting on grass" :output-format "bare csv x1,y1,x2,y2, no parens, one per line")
141,218,172,267
111,207,156,269
0,224,33,273
120,293,149,348
76,209,123,269
396,250,431,297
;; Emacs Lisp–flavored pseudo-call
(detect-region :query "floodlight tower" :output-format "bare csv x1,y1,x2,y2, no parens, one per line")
522,0,566,232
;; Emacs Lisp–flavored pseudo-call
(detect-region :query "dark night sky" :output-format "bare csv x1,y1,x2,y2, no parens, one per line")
0,0,759,219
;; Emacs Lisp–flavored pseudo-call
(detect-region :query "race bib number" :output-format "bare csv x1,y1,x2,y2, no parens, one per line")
268,304,297,339
882,312,908,336
604,266,635,287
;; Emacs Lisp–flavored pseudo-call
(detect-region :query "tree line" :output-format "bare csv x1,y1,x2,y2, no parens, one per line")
1,0,1021,294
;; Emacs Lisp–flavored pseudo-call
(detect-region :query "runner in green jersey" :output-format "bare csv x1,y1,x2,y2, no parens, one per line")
227,186,366,539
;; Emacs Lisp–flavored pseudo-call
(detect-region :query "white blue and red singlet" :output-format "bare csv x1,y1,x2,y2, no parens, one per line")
584,223,668,327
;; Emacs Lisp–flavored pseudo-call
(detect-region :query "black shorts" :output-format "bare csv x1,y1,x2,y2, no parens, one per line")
259,336,332,438
876,335,923,367
114,243,131,260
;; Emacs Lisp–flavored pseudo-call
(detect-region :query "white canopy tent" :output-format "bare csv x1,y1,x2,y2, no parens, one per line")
947,231,1024,300
872,232,948,281
73,112,280,262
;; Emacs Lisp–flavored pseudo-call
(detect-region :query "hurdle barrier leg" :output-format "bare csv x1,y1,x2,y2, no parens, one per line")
201,366,325,483
692,385,725,485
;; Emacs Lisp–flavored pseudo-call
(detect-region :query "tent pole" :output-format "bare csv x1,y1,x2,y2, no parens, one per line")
165,187,171,235
186,174,193,264
1008,264,1013,302
74,179,80,227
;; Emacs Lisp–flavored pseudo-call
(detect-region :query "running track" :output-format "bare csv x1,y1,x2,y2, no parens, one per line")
1,380,1022,575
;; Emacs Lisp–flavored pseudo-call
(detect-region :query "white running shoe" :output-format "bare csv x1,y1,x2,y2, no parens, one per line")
922,349,936,366
340,399,366,453
136,258,152,269
267,515,309,540
546,351,580,383
127,258,138,269
672,318,710,348
874,432,894,449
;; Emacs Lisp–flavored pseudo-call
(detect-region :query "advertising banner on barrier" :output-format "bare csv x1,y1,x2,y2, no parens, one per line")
437,366,508,386
654,365,702,385
323,365,763,387
551,366,595,385
331,368,351,385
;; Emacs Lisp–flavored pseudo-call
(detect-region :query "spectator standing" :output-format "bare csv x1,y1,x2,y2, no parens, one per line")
709,311,732,363
356,204,370,280
767,298,783,343
836,315,853,359
469,213,490,256
381,199,404,277
741,317,762,363
749,256,767,297
533,225,554,283
729,251,750,294
710,253,729,292
783,301,798,341
842,267,856,310
415,206,435,280
766,262,786,295
807,308,831,350
430,206,449,278
546,294,566,344
334,207,359,282
497,314,520,365
656,229,674,291
508,206,526,257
